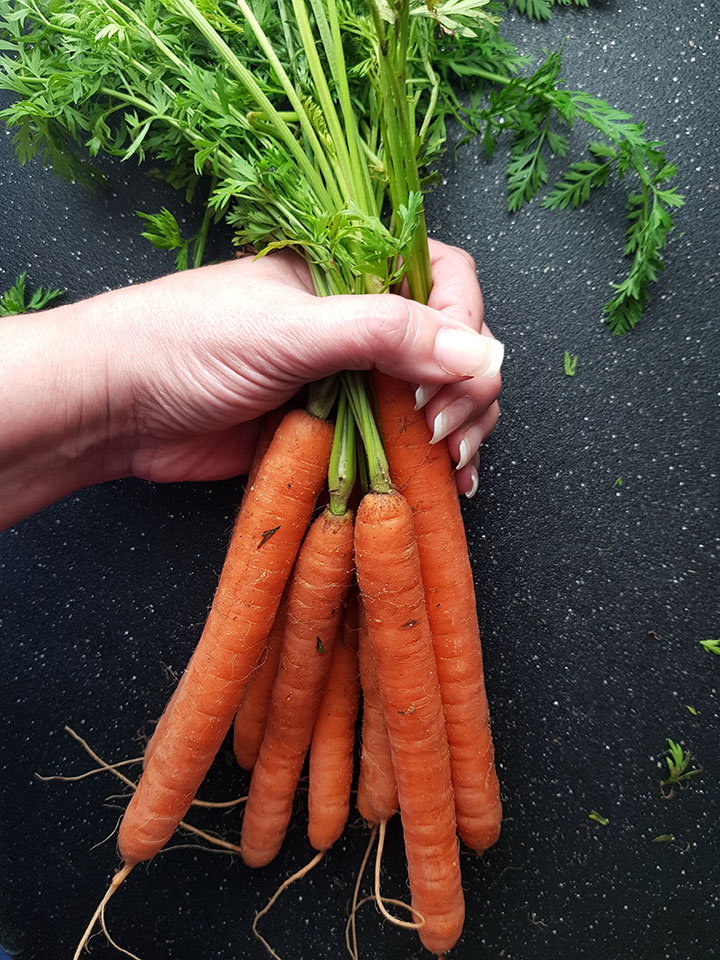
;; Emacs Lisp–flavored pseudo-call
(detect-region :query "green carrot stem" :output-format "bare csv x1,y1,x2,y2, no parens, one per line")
235,0,344,209
191,181,217,269
342,372,391,495
328,392,356,515
307,375,340,420
173,0,332,208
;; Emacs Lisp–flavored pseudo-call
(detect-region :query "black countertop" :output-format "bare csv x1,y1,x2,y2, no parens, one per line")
1,4,718,959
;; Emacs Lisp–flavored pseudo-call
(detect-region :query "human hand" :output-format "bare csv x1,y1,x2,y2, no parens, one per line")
0,238,501,529
100,238,501,496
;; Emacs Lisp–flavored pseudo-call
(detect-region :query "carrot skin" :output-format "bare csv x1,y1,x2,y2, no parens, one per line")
372,372,502,854
241,507,355,868
143,405,291,771
118,409,333,865
307,591,361,852
355,490,464,957
232,590,288,770
356,596,398,825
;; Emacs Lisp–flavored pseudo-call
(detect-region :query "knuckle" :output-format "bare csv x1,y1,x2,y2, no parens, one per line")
452,245,477,271
363,295,421,357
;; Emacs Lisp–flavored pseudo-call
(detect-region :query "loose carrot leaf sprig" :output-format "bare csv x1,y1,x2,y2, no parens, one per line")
563,351,578,376
507,0,588,21
462,49,684,334
0,272,64,316
700,638,720,656
661,739,701,796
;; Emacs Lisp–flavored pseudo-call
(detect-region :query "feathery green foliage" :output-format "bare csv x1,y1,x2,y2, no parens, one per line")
0,271,64,316
661,738,701,793
0,0,682,331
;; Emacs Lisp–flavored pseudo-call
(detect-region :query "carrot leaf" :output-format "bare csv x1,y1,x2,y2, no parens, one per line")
0,273,64,317
563,351,578,376
661,739,701,790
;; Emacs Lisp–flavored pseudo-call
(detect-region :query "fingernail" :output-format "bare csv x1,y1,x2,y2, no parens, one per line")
465,465,479,500
414,384,441,410
430,396,474,445
434,329,504,379
455,422,484,470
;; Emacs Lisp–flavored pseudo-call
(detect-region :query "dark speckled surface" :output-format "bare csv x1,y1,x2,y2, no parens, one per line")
1,4,718,959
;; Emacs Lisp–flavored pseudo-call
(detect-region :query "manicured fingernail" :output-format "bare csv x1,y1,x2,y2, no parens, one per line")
430,396,474,445
455,422,484,470
465,465,479,499
434,329,504,379
414,384,441,410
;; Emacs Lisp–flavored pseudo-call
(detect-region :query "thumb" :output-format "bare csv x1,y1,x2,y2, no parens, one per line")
304,292,504,386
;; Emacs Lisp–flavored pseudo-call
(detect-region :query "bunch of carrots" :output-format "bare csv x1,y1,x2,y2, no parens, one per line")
109,365,502,959
0,0,504,954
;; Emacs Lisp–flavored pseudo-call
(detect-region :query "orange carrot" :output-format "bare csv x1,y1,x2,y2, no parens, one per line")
232,589,288,770
307,589,361,852
356,596,398,826
142,673,185,769
372,372,502,855
118,409,333,866
241,506,355,868
355,489,464,957
143,405,291,771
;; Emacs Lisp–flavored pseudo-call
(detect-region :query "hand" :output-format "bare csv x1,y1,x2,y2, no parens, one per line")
0,239,501,529
104,238,501,495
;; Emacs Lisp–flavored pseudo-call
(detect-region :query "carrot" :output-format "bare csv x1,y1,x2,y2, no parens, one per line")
307,589,361,852
142,672,185,769
240,506,355,868
355,488,464,958
143,405,291,771
372,371,502,855
356,596,398,826
118,408,334,866
232,588,288,770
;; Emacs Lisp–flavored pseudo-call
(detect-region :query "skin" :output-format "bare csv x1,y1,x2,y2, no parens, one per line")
0,239,501,531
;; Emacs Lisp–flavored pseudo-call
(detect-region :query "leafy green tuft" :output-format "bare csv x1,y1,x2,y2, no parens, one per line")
0,273,65,317
660,739,700,795
137,208,191,271
563,351,578,376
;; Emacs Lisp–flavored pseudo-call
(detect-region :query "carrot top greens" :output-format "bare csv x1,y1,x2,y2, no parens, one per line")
0,0,682,333
0,271,64,316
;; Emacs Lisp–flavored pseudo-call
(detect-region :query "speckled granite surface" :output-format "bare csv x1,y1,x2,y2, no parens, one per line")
1,4,718,959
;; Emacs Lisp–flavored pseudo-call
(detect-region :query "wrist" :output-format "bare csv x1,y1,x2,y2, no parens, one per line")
0,299,137,528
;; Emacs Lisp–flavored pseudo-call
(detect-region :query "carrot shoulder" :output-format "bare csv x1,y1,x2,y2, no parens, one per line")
372,372,502,855
118,409,333,866
240,507,355,868
355,489,464,957
307,590,361,852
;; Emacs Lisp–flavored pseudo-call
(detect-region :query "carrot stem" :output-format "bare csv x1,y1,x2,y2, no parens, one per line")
328,391,356,515
307,374,339,420
342,372,390,494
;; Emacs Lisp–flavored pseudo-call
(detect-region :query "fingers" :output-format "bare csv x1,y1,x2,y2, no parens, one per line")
422,375,500,447
448,402,500,499
315,293,503,387
455,452,480,500
426,238,484,331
